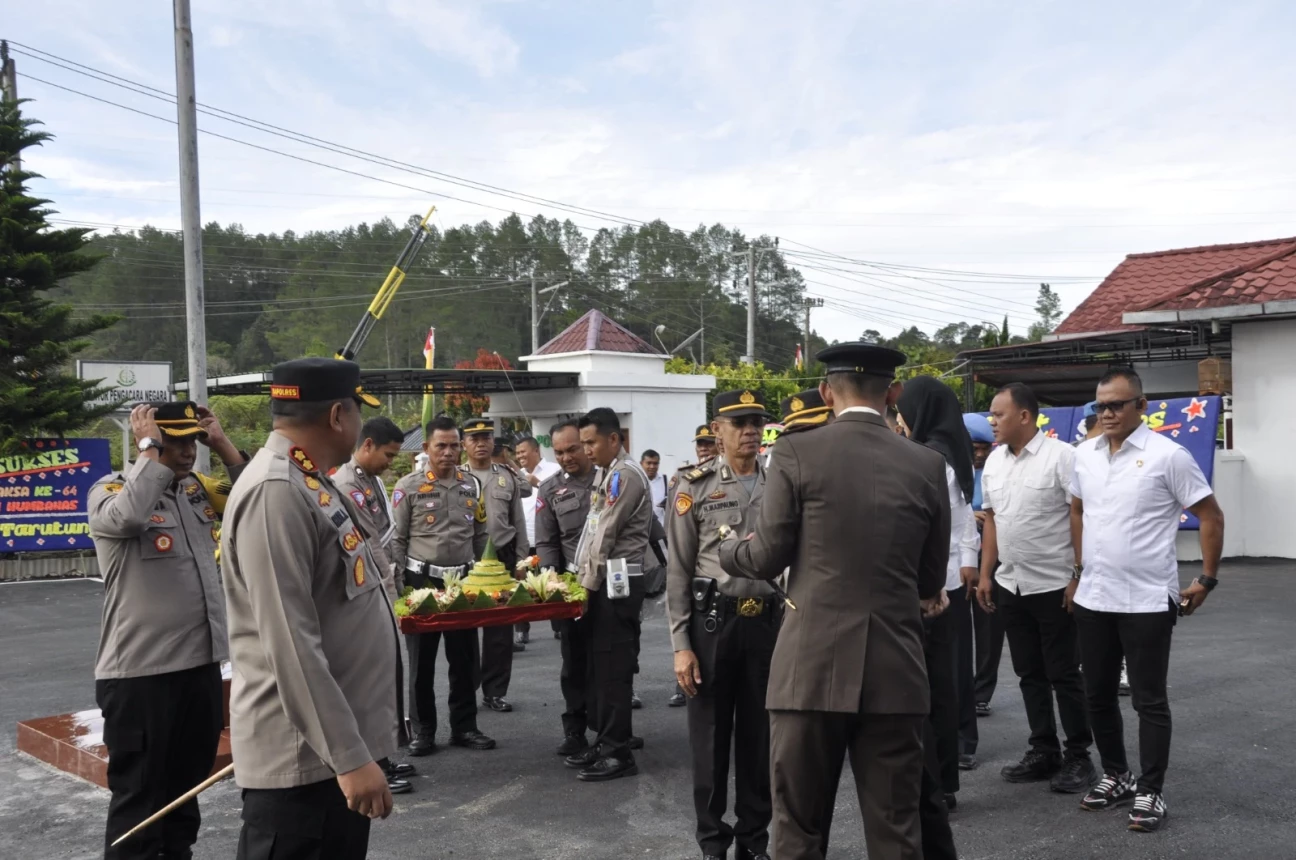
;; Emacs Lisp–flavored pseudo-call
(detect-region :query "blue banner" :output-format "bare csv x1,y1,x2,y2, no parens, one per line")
0,439,113,552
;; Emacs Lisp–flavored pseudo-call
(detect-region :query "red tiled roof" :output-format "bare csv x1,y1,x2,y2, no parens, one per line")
534,309,659,356
1141,245,1296,312
1055,236,1296,334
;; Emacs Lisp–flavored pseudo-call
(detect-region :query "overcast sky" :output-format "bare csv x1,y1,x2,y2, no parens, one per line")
10,0,1296,350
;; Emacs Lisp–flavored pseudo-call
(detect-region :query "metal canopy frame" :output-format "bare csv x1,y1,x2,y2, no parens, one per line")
956,325,1231,405
173,367,581,398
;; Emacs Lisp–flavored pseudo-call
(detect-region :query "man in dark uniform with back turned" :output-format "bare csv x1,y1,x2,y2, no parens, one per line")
462,417,529,713
534,418,601,756
720,343,952,860
669,389,778,860
221,359,397,859
90,401,248,860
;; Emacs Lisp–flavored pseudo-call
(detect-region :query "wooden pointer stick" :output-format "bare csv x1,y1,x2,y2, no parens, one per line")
110,762,235,847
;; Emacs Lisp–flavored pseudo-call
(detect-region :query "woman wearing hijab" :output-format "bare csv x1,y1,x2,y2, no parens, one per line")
897,376,981,813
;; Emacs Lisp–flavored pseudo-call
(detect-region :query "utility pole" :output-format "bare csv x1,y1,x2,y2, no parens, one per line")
801,297,823,368
744,246,756,365
173,0,209,472
530,278,569,354
0,42,17,174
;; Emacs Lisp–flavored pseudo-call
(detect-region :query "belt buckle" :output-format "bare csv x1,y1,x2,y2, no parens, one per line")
737,597,763,618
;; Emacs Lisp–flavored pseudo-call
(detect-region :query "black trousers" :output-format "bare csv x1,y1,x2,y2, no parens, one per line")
947,588,979,757
96,662,223,860
999,584,1092,757
1074,601,1176,793
559,614,591,736
236,779,370,860
926,604,960,794
972,592,1004,706
480,543,519,699
686,607,777,856
405,571,480,739
585,575,645,759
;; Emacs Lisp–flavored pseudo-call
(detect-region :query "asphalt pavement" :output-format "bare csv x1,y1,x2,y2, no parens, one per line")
2,559,1294,859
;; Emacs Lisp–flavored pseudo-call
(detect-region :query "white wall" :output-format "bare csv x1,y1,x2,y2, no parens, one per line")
1228,318,1296,558
1134,360,1201,397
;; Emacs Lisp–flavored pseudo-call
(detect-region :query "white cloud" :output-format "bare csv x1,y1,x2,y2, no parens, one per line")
385,0,521,78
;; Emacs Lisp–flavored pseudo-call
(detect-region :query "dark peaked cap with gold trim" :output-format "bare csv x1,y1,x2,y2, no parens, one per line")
269,357,381,407
693,424,717,442
711,388,772,420
816,341,906,378
462,417,495,436
780,389,830,428
149,401,208,440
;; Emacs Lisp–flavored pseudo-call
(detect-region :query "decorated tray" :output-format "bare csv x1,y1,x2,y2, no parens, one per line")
397,599,582,633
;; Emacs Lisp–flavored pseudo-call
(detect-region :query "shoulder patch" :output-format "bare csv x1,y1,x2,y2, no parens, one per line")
103,483,124,494
392,489,406,507
349,490,366,506
675,493,694,516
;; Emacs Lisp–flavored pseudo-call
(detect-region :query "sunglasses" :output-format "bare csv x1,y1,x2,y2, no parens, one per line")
722,416,767,429
1093,398,1141,414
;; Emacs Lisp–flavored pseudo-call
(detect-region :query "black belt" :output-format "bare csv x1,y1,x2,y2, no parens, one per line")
720,595,776,618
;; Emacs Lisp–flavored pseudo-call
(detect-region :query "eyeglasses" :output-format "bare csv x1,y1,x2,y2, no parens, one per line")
722,416,767,429
1093,398,1140,414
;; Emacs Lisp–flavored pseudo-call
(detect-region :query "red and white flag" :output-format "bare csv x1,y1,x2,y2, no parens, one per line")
795,343,803,370
422,327,436,366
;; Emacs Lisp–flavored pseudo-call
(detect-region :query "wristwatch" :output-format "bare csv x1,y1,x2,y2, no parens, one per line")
1195,574,1219,592
1071,563,1084,581
137,437,164,454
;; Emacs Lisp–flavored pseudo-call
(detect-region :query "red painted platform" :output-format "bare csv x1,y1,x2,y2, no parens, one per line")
16,677,232,789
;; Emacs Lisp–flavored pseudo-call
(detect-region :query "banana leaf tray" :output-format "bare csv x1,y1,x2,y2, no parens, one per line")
398,600,583,633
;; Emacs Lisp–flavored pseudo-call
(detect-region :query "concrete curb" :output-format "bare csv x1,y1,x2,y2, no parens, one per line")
0,554,100,582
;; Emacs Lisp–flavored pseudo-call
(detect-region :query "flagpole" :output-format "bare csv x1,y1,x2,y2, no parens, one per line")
420,327,436,433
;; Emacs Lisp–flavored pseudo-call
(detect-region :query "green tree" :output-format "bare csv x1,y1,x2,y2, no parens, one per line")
1028,282,1063,341
0,101,119,454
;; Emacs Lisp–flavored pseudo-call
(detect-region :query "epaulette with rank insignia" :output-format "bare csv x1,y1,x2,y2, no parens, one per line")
677,459,717,484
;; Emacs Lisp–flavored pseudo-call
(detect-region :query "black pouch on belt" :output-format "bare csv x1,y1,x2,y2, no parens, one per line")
692,576,719,632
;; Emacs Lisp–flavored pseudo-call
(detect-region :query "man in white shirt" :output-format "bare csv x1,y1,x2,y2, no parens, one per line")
977,383,1096,796
516,436,562,645
1067,368,1225,834
641,449,669,526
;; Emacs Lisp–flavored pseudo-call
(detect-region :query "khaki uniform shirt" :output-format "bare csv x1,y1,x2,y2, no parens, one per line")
89,456,242,679
332,458,397,600
665,458,772,651
468,463,526,560
534,468,599,573
574,451,652,591
221,432,398,789
390,467,486,575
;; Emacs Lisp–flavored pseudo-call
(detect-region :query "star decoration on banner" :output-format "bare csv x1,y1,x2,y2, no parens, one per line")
1180,513,1189,523
1190,426,1200,433
1171,429,1181,438
82,466,90,473
1182,398,1208,421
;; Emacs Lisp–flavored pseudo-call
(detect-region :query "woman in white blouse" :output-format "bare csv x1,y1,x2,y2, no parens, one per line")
896,377,981,811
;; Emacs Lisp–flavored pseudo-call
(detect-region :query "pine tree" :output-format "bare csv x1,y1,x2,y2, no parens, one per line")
0,100,119,454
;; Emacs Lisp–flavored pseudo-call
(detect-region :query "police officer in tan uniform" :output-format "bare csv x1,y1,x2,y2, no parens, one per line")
563,408,653,782
88,400,246,860
221,358,397,860
534,418,601,756
390,415,497,754
331,415,414,794
462,417,528,712
668,390,777,860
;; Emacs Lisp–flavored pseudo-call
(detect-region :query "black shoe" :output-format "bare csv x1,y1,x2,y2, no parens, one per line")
554,630,562,640
556,733,588,756
564,745,602,769
386,775,413,794
1051,756,1098,794
703,855,726,860
517,630,530,645
577,755,638,782
958,753,977,771
1128,791,1167,832
386,760,416,777
629,735,644,750
976,701,992,717
668,692,687,707
513,641,526,652
944,793,957,812
450,730,497,751
1081,771,1137,811
1001,748,1063,783
408,736,437,757
737,848,771,860
630,691,643,710
482,696,513,713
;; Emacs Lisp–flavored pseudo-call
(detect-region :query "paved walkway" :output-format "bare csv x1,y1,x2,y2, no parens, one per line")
2,559,1293,859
